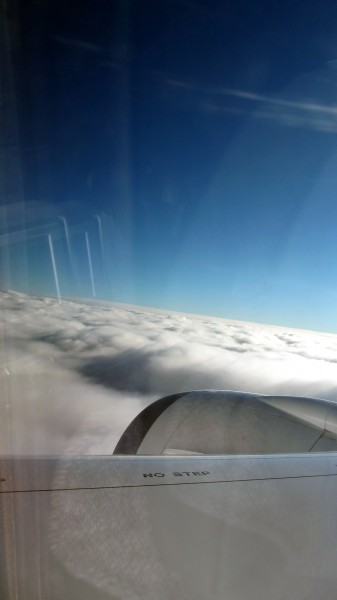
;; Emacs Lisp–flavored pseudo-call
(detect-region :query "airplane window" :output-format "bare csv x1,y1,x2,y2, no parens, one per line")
2,1,337,456
5,4,337,600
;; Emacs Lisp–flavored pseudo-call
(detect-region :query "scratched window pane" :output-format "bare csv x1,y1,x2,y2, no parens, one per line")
2,1,337,457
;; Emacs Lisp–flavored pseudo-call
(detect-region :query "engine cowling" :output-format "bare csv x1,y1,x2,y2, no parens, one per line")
114,390,337,455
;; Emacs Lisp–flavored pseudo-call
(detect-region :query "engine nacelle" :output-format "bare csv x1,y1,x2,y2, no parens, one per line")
114,390,337,455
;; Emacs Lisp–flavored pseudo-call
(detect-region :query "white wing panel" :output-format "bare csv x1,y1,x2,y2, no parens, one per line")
1,454,337,599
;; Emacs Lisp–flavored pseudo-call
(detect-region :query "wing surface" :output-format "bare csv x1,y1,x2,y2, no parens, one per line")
2,452,337,599
3,390,337,599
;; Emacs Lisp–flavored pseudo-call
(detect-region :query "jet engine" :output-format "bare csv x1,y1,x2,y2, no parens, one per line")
114,390,337,455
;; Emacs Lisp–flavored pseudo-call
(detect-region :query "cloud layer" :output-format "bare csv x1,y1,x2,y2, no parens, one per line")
1,290,337,455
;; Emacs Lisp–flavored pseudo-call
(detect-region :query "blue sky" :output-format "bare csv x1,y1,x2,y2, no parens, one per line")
3,1,337,332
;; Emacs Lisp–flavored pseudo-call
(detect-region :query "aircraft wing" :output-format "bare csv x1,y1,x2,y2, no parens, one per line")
2,390,337,599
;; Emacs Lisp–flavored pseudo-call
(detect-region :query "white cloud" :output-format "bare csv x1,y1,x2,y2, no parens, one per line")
164,75,337,133
1,290,337,455
53,36,103,54
219,88,337,116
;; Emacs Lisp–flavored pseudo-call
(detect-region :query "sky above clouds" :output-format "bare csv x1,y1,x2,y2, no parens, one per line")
2,2,337,331
2,290,337,456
